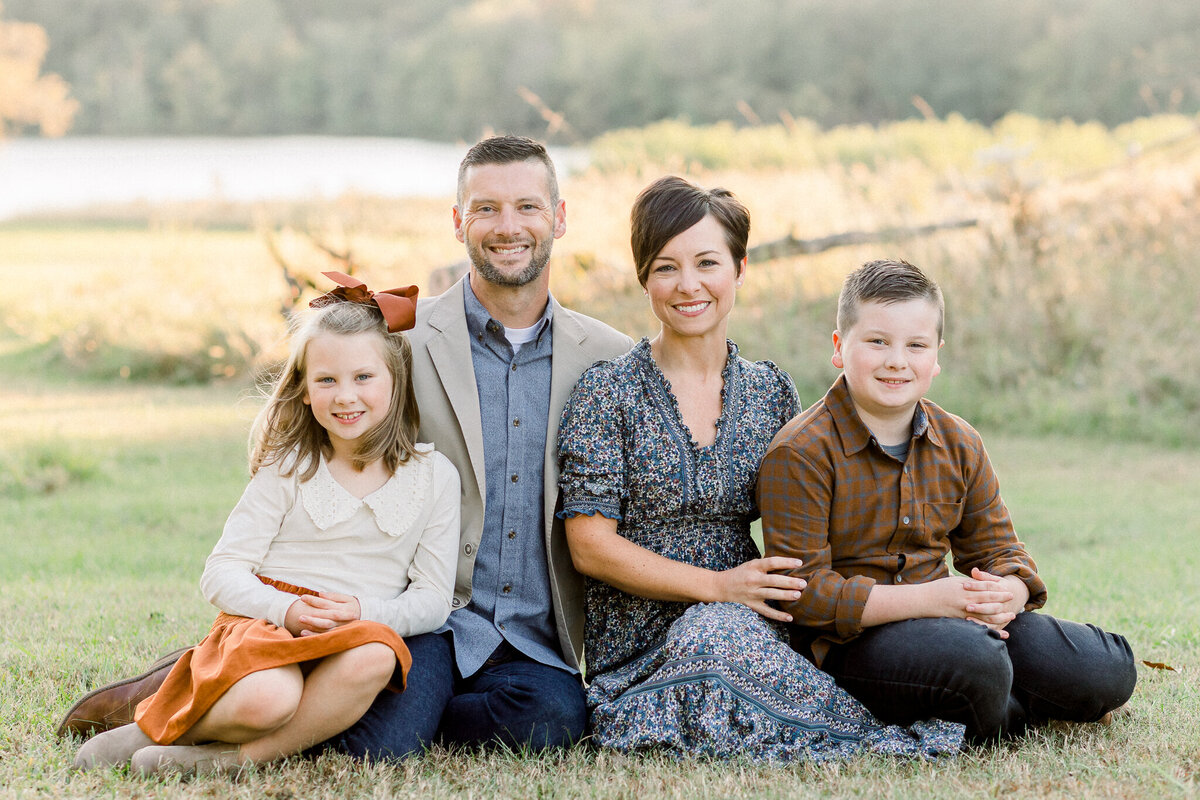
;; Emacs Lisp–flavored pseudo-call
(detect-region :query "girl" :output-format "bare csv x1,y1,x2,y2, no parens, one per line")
75,272,460,777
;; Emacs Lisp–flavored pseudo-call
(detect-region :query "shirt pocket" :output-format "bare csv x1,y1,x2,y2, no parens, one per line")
919,501,963,546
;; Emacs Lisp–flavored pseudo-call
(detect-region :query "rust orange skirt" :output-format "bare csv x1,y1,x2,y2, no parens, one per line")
134,576,411,745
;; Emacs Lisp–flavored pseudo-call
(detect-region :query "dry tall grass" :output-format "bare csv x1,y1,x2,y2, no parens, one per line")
3,114,1198,444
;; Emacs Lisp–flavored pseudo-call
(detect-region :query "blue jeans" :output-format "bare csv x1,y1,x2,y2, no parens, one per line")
326,632,587,760
816,612,1137,743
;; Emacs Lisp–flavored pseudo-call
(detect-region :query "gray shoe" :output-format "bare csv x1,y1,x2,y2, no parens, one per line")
131,743,243,778
73,722,155,770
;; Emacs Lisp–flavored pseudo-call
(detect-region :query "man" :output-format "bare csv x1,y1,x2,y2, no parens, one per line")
58,136,632,758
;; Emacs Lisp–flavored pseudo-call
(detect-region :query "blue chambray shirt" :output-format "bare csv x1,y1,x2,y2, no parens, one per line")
441,279,568,678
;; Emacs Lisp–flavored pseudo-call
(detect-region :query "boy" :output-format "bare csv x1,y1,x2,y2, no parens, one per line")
758,259,1136,742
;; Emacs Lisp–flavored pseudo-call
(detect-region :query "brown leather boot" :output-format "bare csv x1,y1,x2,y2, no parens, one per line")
56,646,191,739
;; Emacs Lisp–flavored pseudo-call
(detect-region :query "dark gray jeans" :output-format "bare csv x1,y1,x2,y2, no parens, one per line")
814,612,1137,743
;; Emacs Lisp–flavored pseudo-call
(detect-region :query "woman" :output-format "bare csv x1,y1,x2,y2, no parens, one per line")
556,176,962,760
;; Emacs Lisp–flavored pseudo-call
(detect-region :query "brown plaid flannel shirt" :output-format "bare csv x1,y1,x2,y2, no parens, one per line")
758,375,1047,666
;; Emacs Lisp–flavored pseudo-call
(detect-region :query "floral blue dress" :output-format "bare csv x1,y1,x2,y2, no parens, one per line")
557,339,963,761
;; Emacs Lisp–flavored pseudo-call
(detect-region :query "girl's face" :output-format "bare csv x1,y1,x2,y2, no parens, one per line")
644,213,744,342
303,331,393,458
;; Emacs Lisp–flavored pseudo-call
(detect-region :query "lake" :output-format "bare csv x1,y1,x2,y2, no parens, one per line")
0,137,587,220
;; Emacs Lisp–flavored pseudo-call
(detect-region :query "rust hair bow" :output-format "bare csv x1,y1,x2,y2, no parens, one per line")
309,271,419,333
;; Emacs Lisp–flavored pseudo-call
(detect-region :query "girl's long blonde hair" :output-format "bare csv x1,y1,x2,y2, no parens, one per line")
250,301,420,481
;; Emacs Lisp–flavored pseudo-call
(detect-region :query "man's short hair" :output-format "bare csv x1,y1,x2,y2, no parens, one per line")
837,259,945,340
456,135,559,208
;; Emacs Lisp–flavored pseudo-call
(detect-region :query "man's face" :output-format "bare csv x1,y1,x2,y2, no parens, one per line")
453,159,566,288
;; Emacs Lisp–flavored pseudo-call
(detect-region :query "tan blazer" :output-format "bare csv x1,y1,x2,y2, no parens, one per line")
408,278,633,670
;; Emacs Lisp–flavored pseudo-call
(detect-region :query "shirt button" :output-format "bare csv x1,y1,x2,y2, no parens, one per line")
464,543,474,555
452,597,462,608
896,574,904,583
511,473,519,483
498,622,506,631
502,584,513,594
902,515,910,525
508,530,517,539
512,418,521,427
511,363,517,372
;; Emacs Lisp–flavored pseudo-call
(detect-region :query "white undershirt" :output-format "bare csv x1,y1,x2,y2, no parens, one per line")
504,322,540,353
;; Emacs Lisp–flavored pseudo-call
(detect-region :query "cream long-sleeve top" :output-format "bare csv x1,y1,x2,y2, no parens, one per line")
200,443,461,638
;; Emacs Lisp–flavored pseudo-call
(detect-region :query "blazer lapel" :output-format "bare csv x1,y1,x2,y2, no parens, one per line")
425,282,488,500
547,297,596,429
544,299,596,524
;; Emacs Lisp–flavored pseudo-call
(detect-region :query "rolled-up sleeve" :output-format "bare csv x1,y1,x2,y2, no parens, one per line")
557,363,627,521
759,438,875,640
948,440,1048,610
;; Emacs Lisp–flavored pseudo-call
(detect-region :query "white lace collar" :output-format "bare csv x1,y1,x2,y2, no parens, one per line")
299,444,435,538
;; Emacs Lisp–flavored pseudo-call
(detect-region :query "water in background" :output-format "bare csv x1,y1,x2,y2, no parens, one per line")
0,137,586,220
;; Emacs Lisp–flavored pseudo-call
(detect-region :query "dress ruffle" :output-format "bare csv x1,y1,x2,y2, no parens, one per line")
588,603,962,761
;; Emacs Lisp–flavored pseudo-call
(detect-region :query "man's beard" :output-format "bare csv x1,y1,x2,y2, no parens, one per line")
467,237,553,287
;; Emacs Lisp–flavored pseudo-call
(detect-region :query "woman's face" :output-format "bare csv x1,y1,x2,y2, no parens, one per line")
644,213,744,342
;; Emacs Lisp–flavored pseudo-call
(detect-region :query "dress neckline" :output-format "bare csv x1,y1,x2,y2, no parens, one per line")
632,337,739,453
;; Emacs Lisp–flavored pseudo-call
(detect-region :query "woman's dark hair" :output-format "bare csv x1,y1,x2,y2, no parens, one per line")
630,176,750,286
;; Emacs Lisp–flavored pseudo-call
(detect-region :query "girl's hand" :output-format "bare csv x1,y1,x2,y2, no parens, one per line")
285,592,362,636
713,557,806,622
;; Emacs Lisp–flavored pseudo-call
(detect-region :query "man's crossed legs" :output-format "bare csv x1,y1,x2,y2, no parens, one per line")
324,632,587,759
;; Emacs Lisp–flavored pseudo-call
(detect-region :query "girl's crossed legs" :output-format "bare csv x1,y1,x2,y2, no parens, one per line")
77,642,396,776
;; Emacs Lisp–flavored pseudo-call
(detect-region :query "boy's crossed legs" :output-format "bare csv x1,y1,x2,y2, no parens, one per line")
818,612,1136,743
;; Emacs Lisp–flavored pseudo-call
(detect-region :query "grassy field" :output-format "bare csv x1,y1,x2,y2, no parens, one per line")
3,116,1199,796
2,345,1197,799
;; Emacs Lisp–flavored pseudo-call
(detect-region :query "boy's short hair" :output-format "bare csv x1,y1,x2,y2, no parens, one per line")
456,135,559,208
837,259,945,340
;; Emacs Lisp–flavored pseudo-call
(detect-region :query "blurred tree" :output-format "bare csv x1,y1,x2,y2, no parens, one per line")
0,0,78,136
4,0,1200,139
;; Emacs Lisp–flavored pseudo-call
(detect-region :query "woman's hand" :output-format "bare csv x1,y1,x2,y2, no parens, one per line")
712,557,806,622
283,592,362,637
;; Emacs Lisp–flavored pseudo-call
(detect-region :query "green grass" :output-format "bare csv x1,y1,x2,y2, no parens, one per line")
2,370,1198,799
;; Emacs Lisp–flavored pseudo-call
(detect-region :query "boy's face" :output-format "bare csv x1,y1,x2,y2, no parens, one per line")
833,298,943,425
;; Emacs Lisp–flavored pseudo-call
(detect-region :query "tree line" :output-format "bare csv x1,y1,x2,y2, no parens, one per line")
6,0,1200,141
